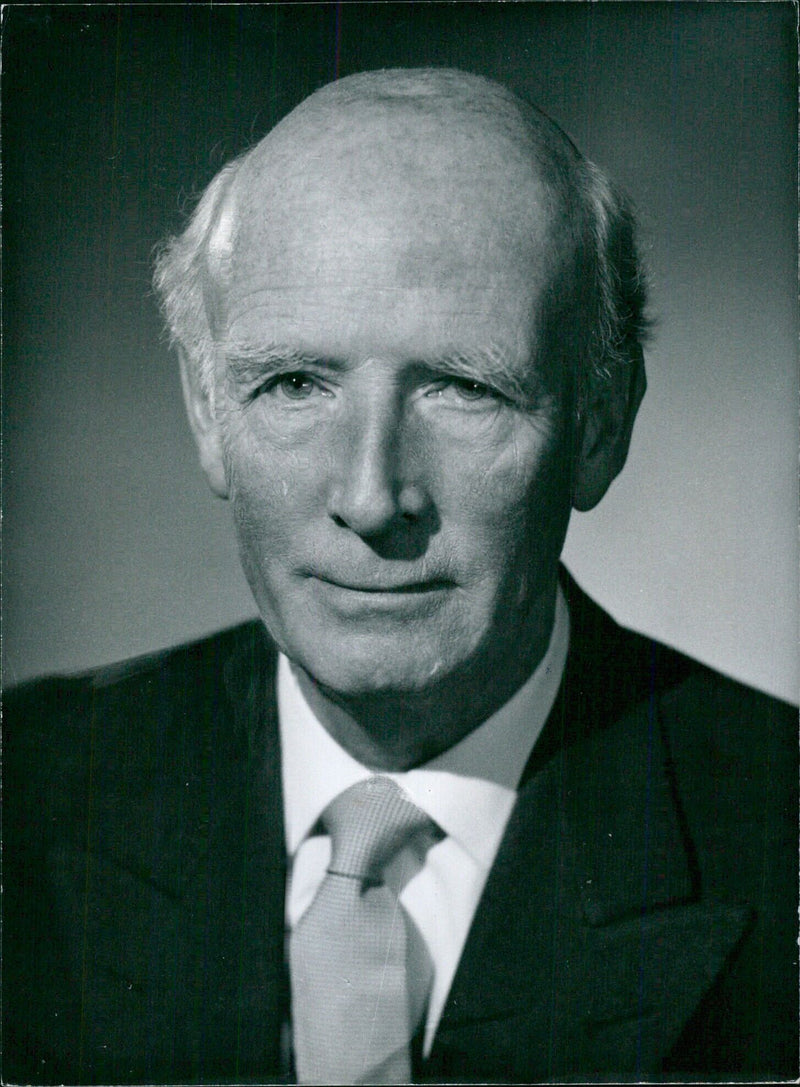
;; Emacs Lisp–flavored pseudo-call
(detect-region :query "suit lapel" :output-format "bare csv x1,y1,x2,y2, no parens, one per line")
426,579,753,1082
217,621,290,1079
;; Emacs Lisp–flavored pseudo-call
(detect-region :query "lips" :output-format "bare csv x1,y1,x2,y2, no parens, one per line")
312,574,452,594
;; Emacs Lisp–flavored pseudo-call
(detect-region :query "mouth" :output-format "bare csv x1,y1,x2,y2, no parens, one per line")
313,575,453,594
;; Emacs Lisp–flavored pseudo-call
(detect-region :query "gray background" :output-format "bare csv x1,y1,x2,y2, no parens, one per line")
3,2,797,702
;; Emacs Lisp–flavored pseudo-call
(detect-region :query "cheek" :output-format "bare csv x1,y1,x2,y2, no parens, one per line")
432,413,571,544
222,418,320,555
466,431,572,614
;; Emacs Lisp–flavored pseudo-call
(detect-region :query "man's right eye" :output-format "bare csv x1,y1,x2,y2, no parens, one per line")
277,372,316,398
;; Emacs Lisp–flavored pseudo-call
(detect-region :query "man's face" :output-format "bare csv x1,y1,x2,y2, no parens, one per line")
204,107,580,705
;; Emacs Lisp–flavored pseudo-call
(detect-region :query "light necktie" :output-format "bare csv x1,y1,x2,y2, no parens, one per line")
289,776,437,1084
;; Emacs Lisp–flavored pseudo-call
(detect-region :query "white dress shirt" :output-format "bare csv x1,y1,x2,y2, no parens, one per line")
279,585,569,1056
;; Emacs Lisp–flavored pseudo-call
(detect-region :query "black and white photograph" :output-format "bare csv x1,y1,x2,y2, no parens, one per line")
3,3,797,1083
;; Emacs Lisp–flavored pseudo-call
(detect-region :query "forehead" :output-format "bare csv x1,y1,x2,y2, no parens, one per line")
208,93,576,365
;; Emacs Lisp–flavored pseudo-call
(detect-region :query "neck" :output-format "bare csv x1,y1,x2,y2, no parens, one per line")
293,593,557,771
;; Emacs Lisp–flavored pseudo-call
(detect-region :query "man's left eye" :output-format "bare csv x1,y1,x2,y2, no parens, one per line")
428,377,495,403
452,379,491,400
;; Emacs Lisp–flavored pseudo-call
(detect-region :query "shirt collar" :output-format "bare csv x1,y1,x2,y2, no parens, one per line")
279,584,569,868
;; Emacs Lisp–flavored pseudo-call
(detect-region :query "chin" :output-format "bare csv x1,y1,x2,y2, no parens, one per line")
286,628,468,700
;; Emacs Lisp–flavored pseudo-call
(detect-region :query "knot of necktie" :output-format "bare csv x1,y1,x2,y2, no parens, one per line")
323,776,434,883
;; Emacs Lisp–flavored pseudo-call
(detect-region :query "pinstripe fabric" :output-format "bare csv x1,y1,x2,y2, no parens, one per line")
289,777,436,1084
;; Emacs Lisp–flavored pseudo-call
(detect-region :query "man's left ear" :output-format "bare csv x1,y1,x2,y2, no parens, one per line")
571,345,646,512
178,346,229,499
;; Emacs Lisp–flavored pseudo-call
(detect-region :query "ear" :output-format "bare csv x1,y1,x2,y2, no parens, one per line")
178,346,229,499
571,345,646,512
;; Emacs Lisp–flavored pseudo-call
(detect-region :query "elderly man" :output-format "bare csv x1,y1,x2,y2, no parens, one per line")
5,69,796,1084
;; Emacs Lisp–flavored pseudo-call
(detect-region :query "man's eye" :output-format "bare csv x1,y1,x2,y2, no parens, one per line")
452,379,491,400
254,372,321,400
277,372,316,398
427,377,495,402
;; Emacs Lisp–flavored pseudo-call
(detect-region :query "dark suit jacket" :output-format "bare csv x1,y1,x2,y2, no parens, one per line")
4,572,797,1084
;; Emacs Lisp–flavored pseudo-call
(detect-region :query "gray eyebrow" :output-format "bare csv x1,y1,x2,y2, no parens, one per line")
424,347,539,405
222,345,343,386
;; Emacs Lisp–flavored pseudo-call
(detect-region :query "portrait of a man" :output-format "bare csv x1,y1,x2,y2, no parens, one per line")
4,5,797,1084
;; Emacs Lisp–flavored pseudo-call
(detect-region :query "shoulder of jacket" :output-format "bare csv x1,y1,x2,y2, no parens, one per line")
4,619,266,699
2,620,271,760
658,656,797,743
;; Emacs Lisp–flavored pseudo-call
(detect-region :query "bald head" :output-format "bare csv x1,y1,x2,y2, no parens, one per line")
155,68,648,413
208,70,577,327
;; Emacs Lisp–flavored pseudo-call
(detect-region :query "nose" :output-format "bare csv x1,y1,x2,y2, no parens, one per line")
326,390,429,538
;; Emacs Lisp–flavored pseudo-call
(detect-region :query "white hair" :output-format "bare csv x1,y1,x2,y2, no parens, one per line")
152,159,243,399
